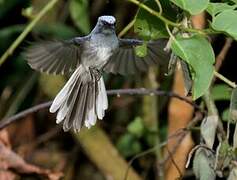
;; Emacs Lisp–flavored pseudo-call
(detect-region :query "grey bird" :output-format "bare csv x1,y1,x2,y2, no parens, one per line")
25,15,169,132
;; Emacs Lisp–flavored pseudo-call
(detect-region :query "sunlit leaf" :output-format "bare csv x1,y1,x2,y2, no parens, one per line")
206,3,237,17
212,9,237,41
201,115,218,149
170,0,209,15
171,35,215,99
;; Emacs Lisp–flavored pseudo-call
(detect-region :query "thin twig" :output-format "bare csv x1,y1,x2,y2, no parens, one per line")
0,88,200,130
161,112,204,165
166,147,183,179
124,129,187,180
127,0,210,35
214,71,237,88
0,0,59,66
118,19,135,38
215,38,233,71
154,0,162,15
0,101,52,130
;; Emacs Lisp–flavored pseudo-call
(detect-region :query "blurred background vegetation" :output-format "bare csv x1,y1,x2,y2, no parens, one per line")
1,0,237,180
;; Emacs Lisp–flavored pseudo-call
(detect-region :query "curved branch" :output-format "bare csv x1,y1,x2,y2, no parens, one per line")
0,88,200,130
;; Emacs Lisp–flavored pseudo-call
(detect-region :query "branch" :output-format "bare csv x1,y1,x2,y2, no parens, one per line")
215,38,233,71
127,0,211,35
214,71,237,88
0,88,200,130
0,0,59,66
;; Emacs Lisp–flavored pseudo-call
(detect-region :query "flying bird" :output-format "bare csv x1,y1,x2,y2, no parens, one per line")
25,15,169,132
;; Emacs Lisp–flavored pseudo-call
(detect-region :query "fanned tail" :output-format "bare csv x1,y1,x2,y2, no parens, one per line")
49,66,108,132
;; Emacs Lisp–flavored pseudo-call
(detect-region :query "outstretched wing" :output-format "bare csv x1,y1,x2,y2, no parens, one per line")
24,36,89,75
103,38,169,75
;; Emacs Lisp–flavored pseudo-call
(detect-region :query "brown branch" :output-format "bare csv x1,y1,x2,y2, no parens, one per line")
215,38,233,72
0,88,200,130
166,147,183,179
0,101,52,130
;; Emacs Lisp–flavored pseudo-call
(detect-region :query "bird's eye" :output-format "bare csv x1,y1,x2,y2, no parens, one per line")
102,21,110,26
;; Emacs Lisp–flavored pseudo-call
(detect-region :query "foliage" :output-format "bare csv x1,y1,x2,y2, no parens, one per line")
1,0,237,179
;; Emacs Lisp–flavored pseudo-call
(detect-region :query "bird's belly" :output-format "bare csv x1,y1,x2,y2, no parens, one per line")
82,46,112,69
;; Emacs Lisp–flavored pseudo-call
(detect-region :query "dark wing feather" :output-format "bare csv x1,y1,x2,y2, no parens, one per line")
25,37,89,75
103,38,169,75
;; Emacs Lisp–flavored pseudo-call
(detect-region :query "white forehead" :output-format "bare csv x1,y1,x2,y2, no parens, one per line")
99,16,116,24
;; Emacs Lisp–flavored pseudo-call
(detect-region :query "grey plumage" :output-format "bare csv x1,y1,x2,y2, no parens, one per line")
25,15,169,132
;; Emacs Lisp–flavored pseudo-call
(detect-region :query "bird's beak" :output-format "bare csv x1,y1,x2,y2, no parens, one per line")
104,23,115,30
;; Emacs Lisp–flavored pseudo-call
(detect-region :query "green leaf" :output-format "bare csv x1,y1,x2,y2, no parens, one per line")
222,108,230,122
116,134,142,157
171,35,215,99
211,9,237,40
170,0,209,15
69,0,90,34
134,0,168,40
231,0,237,4
193,148,216,180
215,141,234,171
211,84,232,101
229,88,237,123
201,115,218,149
135,42,148,57
127,117,145,138
206,3,237,17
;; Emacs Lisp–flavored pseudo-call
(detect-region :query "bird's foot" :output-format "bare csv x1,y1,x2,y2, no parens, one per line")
89,67,102,81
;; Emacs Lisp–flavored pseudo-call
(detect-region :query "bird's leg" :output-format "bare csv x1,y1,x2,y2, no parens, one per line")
89,67,102,81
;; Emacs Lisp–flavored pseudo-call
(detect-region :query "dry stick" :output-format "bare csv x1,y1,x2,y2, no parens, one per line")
166,147,183,179
0,88,201,130
0,0,59,66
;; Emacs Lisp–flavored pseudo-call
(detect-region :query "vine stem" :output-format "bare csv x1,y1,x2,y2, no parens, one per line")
128,0,180,27
118,19,135,38
0,0,59,66
128,0,208,35
154,0,163,15
214,71,237,88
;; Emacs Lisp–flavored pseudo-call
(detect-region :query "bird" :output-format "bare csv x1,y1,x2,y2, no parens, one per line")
25,15,169,132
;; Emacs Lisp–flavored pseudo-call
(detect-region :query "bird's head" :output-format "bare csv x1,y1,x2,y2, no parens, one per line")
93,15,116,35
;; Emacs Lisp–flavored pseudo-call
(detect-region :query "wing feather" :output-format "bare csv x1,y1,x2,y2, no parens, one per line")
103,38,169,75
25,37,89,75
